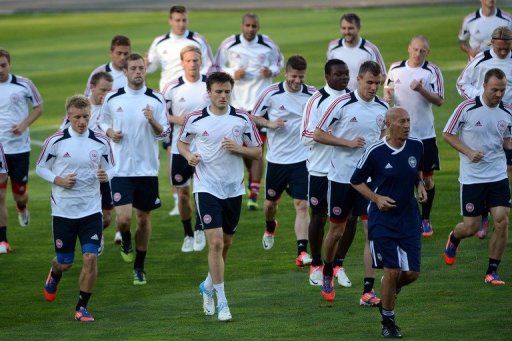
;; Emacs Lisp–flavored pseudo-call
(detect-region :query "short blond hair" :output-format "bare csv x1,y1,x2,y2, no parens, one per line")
65,95,90,112
491,26,512,41
180,45,202,60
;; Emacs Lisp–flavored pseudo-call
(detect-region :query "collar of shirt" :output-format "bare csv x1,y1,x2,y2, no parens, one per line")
170,30,189,39
489,47,511,60
342,36,362,49
354,89,376,104
324,83,348,96
125,85,147,95
207,105,230,117
68,127,89,138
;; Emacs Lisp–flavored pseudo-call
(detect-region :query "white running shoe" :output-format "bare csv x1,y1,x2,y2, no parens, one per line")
199,281,215,316
262,231,275,250
168,205,180,216
18,209,29,227
193,230,206,252
333,266,352,287
309,265,323,286
98,235,105,256
181,236,194,252
217,302,232,321
113,231,122,245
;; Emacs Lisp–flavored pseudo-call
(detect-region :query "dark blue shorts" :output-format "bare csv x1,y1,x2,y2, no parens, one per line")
194,192,241,235
308,174,328,215
52,212,102,264
369,233,421,272
5,151,29,184
328,180,369,222
111,176,161,211
421,137,440,175
265,161,308,201
460,178,511,217
171,153,194,187
505,148,512,166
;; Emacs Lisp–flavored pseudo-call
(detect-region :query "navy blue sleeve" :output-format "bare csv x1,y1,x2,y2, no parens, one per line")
351,150,374,185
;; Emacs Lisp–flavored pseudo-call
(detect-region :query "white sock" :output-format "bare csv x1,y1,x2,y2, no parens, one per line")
173,193,178,204
204,273,213,291
213,282,227,306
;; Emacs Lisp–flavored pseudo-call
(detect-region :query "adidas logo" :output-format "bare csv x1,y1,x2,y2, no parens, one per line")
279,105,286,111
385,163,393,169
350,117,358,123
90,234,99,241
475,121,482,127
116,106,123,112
202,131,209,136
63,152,71,158
179,97,186,102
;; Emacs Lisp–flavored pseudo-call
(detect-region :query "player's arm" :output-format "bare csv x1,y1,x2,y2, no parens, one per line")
458,19,479,58
416,171,427,203
177,114,200,166
199,36,215,75
224,115,263,160
456,60,480,100
214,39,237,76
143,104,165,136
98,138,115,182
11,104,43,136
443,132,483,163
35,138,76,188
145,38,160,74
267,39,284,77
313,102,365,148
251,87,283,128
411,81,443,106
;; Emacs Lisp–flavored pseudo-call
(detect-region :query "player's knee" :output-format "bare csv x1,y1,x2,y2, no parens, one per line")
264,199,277,211
493,215,509,231
294,199,308,213
56,253,74,270
328,222,346,240
208,236,224,253
12,182,28,197
116,215,131,229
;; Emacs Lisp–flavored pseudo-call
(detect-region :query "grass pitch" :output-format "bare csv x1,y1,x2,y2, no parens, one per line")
0,5,511,339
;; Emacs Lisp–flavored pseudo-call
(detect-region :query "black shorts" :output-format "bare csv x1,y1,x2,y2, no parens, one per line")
308,174,328,215
171,153,194,187
370,233,421,272
101,181,113,210
460,178,511,217
505,148,512,166
194,192,241,235
52,212,103,264
5,151,29,184
265,161,308,201
421,137,440,174
328,181,369,222
111,176,161,211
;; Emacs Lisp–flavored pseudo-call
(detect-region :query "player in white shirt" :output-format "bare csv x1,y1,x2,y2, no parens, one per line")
98,53,169,285
300,59,355,287
178,72,262,321
326,13,386,91
314,61,388,305
37,95,114,322
84,35,131,97
443,68,512,286
0,143,8,254
456,26,512,238
252,56,316,266
215,13,284,210
146,5,214,91
458,0,512,60
162,46,210,253
384,36,444,238
0,48,43,238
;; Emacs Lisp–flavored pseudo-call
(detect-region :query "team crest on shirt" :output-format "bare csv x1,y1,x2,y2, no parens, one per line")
376,115,384,128
55,239,63,249
408,156,417,168
113,192,122,202
497,120,507,133
465,203,474,213
310,197,319,206
257,53,266,64
89,150,99,162
332,206,342,215
203,214,212,224
232,126,242,137
10,93,21,104
267,188,276,197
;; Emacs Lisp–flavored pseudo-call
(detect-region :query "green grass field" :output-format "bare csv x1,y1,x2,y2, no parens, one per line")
1,5,511,339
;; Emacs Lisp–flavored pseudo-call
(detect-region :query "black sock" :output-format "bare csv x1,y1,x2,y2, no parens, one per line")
0,226,6,242
265,220,276,233
421,186,435,220
16,203,26,211
182,219,194,237
312,256,323,266
363,277,375,294
76,291,91,311
486,258,501,275
134,249,147,271
51,269,62,282
297,239,308,255
380,307,395,323
449,232,460,247
121,231,132,251
334,257,344,267
323,261,333,277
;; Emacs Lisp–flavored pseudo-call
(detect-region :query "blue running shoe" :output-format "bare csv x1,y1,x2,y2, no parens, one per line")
43,268,60,302
421,219,433,237
321,275,335,302
443,231,457,265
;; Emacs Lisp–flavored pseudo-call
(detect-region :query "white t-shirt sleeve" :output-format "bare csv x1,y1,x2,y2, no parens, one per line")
458,17,470,41
429,64,444,98
252,86,272,117
178,113,197,144
443,102,467,135
214,38,237,77
456,59,481,100
98,96,113,133
267,38,284,77
146,37,161,74
317,100,341,131
36,136,58,183
243,115,262,147
153,95,171,140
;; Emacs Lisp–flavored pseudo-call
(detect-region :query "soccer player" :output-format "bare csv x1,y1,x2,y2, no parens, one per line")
326,13,386,91
38,95,114,322
84,35,131,97
0,48,43,235
351,107,427,339
147,5,214,91
178,72,262,321
457,26,512,238
162,46,210,253
384,35,444,237
443,68,512,286
98,53,169,285
215,13,284,209
0,143,7,254
458,0,512,60
252,56,316,266
315,61,388,305
300,59,355,287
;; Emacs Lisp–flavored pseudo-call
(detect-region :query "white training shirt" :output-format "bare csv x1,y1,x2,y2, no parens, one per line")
458,8,512,58
59,102,102,132
252,81,316,164
179,105,262,199
99,86,170,177
147,30,214,91
317,90,388,183
215,34,284,111
84,62,127,97
457,49,512,103
0,74,43,154
162,75,210,154
443,96,512,184
0,143,7,174
36,128,114,218
301,85,350,176
326,37,386,91
385,60,444,140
